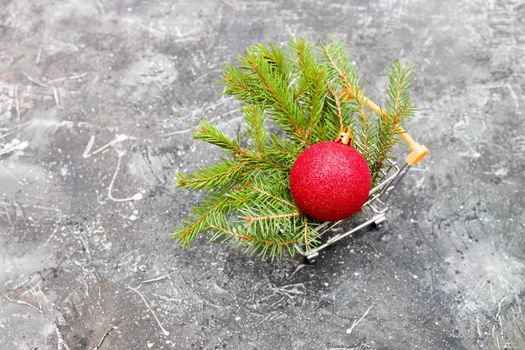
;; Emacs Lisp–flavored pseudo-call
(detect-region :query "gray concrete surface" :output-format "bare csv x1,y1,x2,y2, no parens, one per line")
1,0,524,349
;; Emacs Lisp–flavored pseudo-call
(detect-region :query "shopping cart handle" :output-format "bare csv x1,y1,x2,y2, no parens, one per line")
352,95,429,165
398,129,429,165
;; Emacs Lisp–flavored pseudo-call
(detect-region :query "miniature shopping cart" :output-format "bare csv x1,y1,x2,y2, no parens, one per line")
295,126,429,264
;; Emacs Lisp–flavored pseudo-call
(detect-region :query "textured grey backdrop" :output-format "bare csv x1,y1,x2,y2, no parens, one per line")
0,0,524,349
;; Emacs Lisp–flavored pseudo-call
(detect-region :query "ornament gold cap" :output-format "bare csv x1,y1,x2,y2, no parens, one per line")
336,126,353,145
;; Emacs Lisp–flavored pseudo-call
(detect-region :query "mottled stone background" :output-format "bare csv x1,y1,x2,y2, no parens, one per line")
0,0,524,349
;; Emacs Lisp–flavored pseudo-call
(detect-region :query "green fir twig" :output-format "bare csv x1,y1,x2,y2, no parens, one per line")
173,37,417,259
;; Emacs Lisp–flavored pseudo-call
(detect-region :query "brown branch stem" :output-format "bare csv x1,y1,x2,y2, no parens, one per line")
178,161,248,187
246,212,301,224
305,69,325,141
323,45,386,120
303,217,310,249
208,224,296,246
328,85,344,132
249,59,306,142
358,105,370,153
252,187,297,208
178,197,231,239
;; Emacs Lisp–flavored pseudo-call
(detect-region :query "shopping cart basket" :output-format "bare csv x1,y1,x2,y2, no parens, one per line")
295,113,429,263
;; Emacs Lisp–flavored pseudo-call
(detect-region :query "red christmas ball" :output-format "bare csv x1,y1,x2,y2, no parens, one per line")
290,141,371,222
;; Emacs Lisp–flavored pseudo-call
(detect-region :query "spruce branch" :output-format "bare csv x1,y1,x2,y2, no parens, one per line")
177,160,251,191
385,60,416,127
323,40,364,105
303,217,310,250
289,38,329,143
357,105,371,153
193,120,243,155
327,85,344,132
174,216,207,246
370,112,397,186
174,38,418,259
222,64,260,103
264,137,300,170
290,38,315,102
244,105,268,156
304,67,328,143
369,60,415,185
207,218,298,260
246,212,302,224
322,41,373,153
246,53,306,143
251,186,296,209
253,42,290,81
173,194,239,246
239,199,301,237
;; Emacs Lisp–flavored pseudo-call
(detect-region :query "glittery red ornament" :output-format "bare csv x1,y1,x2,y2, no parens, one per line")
289,141,371,222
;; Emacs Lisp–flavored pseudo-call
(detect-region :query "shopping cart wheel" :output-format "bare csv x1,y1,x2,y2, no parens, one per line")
304,252,319,264
372,215,386,229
